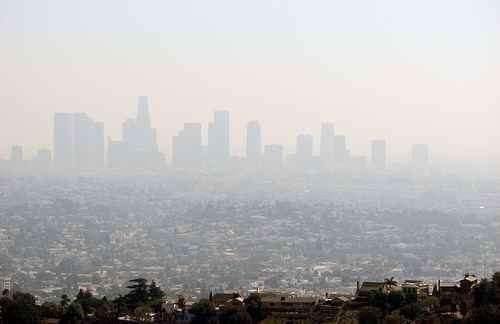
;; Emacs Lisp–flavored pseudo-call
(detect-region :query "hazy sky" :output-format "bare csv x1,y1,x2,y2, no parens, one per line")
1,0,499,160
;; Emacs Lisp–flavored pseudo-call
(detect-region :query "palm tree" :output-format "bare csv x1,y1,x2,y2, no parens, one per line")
60,294,71,311
384,277,398,290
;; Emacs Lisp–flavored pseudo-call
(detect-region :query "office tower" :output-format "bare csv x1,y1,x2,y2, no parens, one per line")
412,144,429,166
296,134,313,168
137,96,151,128
74,113,105,171
122,98,158,154
246,121,262,160
108,96,164,170
333,135,348,163
173,123,202,168
10,146,23,162
54,113,75,170
263,145,284,169
208,110,230,162
320,123,335,163
371,140,387,170
54,112,104,172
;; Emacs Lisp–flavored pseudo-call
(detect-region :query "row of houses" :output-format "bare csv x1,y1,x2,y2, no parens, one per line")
158,274,480,323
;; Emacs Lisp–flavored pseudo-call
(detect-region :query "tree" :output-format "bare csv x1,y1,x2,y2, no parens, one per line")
385,313,404,324
473,278,495,307
61,302,84,324
384,277,398,289
244,293,266,324
134,305,153,322
358,306,383,324
60,294,71,311
40,301,63,319
191,299,216,324
420,296,439,311
387,291,404,310
464,305,500,324
219,305,252,324
177,295,186,310
0,292,40,324
368,290,387,310
399,303,422,321
149,280,164,300
75,289,104,317
125,278,149,310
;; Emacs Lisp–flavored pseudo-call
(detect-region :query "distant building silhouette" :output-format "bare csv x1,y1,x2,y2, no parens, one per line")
246,121,262,160
173,123,202,168
54,112,104,172
74,113,105,171
263,144,284,170
108,96,164,170
333,135,348,163
320,123,335,165
53,113,75,170
371,140,387,170
296,134,314,168
208,110,230,164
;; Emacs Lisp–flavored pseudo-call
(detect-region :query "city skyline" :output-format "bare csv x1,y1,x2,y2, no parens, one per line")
1,96,499,174
1,1,499,160
1,96,439,171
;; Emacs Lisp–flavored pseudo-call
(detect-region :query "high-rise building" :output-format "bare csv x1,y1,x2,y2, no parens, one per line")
208,110,230,162
172,123,202,168
296,134,313,167
246,121,262,160
263,144,284,169
53,113,75,170
412,144,429,167
53,112,104,172
10,145,23,162
333,135,348,163
108,96,164,170
320,123,335,163
74,113,105,171
137,96,151,128
371,140,387,170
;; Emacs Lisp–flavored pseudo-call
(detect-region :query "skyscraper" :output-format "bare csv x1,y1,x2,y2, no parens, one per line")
333,135,348,163
371,140,387,170
320,123,335,163
53,112,104,172
246,121,262,160
296,134,314,167
173,123,202,168
53,113,75,170
263,144,284,169
137,96,151,128
74,113,105,171
208,110,230,163
108,96,163,170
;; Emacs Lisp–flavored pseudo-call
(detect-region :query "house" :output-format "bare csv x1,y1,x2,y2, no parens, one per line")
210,292,241,308
261,294,318,322
355,281,388,302
401,280,430,301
